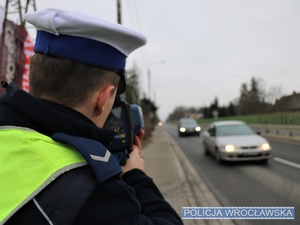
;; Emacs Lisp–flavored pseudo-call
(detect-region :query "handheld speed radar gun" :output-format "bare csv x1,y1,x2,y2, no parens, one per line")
104,97,144,165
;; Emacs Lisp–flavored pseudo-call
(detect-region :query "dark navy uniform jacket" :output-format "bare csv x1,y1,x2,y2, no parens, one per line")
0,87,183,225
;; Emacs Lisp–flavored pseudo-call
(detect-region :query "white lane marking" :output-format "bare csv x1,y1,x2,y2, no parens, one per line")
273,157,300,169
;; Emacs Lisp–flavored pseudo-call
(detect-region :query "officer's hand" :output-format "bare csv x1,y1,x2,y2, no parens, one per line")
135,129,145,149
121,130,145,173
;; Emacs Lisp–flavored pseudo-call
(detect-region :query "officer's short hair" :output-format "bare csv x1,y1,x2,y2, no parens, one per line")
29,53,120,107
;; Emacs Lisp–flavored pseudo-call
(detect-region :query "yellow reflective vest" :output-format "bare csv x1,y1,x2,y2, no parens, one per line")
0,126,87,224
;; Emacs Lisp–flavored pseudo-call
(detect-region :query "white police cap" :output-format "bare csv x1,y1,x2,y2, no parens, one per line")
24,8,147,94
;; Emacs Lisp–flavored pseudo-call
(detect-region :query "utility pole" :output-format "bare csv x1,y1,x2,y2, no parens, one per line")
116,0,127,101
147,61,165,101
117,0,122,24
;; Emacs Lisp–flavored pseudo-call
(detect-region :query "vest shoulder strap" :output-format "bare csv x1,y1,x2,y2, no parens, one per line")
52,132,122,184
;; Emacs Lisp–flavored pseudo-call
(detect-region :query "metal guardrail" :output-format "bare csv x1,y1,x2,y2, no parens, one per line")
250,124,300,143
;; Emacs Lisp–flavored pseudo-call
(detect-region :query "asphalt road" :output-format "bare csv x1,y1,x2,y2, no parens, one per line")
164,124,300,225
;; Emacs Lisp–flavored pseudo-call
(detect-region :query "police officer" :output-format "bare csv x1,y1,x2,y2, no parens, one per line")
0,8,183,225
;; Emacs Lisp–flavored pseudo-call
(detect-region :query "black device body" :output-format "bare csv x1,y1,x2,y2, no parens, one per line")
103,97,144,165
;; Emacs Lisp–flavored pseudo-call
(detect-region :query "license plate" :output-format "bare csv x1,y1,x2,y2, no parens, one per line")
241,152,258,156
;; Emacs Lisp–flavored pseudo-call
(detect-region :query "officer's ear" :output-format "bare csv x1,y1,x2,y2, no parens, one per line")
95,85,116,115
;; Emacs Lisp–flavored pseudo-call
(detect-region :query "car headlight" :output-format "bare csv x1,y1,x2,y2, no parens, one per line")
225,145,236,152
179,127,186,132
260,143,271,150
195,126,201,132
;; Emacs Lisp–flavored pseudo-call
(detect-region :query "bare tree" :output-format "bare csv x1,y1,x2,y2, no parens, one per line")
265,85,285,104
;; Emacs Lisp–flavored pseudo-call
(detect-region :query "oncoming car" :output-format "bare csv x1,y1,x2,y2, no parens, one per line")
203,120,271,163
178,118,201,137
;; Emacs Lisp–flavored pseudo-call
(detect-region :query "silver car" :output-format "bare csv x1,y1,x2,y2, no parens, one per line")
203,120,271,163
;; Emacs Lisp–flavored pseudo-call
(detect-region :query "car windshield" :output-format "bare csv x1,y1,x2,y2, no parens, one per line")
180,119,198,126
216,124,255,136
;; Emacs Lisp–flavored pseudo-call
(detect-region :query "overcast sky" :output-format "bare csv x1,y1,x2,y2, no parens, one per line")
2,0,299,121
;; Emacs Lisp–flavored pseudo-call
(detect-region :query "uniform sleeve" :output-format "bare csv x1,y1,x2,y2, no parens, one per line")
122,169,183,225
74,169,183,225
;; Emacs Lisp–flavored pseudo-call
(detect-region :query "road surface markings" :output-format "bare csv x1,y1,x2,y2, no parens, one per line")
273,157,300,170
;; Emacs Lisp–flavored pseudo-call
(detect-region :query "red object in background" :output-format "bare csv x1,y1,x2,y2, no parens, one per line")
22,34,34,92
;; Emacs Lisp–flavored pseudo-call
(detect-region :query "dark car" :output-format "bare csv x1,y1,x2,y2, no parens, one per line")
178,118,201,137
